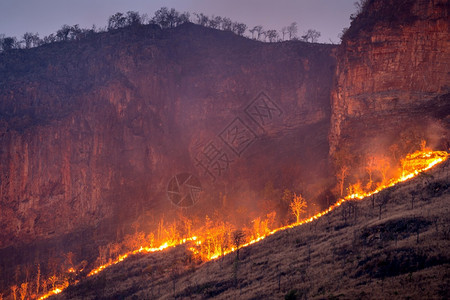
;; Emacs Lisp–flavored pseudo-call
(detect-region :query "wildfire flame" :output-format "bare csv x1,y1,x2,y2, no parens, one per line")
33,148,448,299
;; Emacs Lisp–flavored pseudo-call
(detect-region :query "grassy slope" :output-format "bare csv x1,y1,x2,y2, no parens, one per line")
58,162,450,300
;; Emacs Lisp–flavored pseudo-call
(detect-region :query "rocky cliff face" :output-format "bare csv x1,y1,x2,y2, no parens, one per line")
330,0,449,166
1,0,449,288
0,23,336,268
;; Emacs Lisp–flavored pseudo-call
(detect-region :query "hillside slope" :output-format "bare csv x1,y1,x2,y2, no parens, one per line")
0,23,336,280
57,162,450,299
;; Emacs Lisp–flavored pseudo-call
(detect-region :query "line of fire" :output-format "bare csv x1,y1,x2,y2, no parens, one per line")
29,145,446,299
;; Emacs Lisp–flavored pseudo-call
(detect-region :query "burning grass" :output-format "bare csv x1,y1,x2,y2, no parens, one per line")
27,146,448,300
55,161,450,299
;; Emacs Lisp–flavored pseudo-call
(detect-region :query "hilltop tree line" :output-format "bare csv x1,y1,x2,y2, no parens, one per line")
0,7,323,53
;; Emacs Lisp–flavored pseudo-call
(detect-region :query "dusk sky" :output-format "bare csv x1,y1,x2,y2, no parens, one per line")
0,0,357,44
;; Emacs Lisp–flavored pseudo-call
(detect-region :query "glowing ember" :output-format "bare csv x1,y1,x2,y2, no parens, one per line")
30,147,448,299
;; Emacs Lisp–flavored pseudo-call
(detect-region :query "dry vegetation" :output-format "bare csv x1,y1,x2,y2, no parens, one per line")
56,162,450,299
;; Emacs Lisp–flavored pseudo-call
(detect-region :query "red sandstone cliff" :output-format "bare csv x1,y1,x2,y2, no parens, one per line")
1,0,449,291
0,23,335,277
330,0,449,168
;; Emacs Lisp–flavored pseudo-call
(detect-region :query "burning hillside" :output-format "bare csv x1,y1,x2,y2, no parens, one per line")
29,146,448,299
52,149,450,299
0,0,449,299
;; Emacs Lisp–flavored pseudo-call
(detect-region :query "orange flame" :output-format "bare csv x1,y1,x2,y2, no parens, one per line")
35,148,448,299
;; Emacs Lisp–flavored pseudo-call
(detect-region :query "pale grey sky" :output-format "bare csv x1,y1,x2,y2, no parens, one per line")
0,0,356,43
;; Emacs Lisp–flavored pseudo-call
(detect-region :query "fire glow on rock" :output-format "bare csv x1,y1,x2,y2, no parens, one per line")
37,148,448,300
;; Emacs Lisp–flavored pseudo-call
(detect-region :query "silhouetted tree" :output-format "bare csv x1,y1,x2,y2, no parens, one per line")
35,264,41,295
281,26,288,40
56,24,71,41
377,193,389,220
221,17,233,31
287,22,298,40
301,29,321,43
232,22,247,36
178,11,190,25
232,230,245,287
194,12,209,26
252,25,264,40
125,11,142,26
41,34,56,44
410,190,418,210
337,165,349,197
249,27,257,39
22,32,39,48
167,9,187,27
266,29,278,42
338,27,348,41
153,7,188,29
232,230,245,260
108,13,127,30
0,36,18,51
68,24,82,40
208,16,222,29
261,30,267,41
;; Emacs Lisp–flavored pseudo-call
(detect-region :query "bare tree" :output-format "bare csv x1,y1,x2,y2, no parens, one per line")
36,264,41,295
337,165,349,197
22,32,39,48
377,193,389,220
41,34,56,45
64,251,75,270
290,193,307,223
49,274,57,290
232,230,245,288
266,29,278,42
287,22,298,40
252,25,264,40
152,8,188,29
221,17,232,31
281,26,288,40
194,12,209,26
125,11,142,26
152,7,169,28
232,22,247,36
365,156,376,190
378,157,390,185
232,230,245,260
261,31,267,42
249,27,257,39
68,24,82,40
301,29,321,43
42,279,48,293
153,7,170,28
108,13,127,30
19,283,28,300
10,285,18,300
56,24,72,41
178,12,190,25
208,16,222,29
